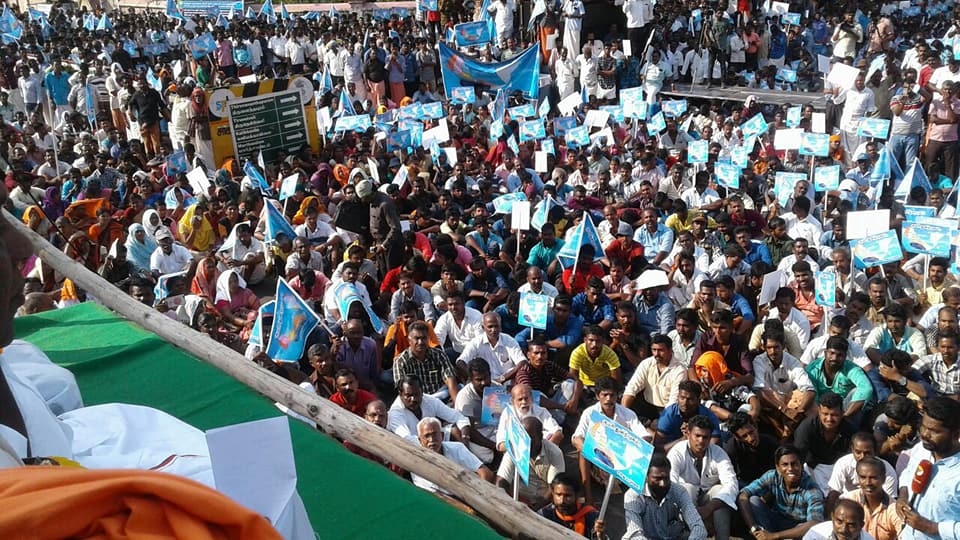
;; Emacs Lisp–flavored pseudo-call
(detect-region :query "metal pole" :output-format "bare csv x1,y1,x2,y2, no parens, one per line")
513,467,520,501
597,474,616,520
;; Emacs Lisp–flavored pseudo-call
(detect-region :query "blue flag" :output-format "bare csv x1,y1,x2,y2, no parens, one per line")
265,279,320,363
146,68,162,91
332,281,384,334
280,2,290,19
315,68,334,94
243,160,271,192
83,13,96,31
216,13,230,28
97,14,112,31
556,215,604,268
337,88,356,116
531,195,560,231
438,42,540,100
245,6,256,18
895,157,932,198
28,8,43,22
187,32,218,59
166,0,185,20
263,200,297,244
260,0,275,17
248,301,275,348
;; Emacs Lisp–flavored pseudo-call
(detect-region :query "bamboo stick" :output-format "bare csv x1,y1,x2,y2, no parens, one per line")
4,209,581,540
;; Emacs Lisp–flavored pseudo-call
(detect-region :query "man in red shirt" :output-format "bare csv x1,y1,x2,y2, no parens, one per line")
790,261,824,332
329,368,378,416
562,244,606,296
604,222,646,278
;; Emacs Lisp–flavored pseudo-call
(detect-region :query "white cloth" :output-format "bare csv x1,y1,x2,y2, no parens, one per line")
802,520,874,540
387,394,470,441
666,441,739,509
150,243,193,275
765,308,812,349
752,351,814,395
801,335,870,369
457,333,525,380
434,308,483,354
827,453,898,498
4,340,82,416
214,268,246,305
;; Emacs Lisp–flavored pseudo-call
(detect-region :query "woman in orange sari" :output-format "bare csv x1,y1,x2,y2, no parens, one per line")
190,256,220,306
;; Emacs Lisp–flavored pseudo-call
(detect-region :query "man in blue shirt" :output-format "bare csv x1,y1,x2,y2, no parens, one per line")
656,380,721,453
43,59,72,122
897,396,960,540
734,226,772,266
463,256,508,312
634,207,674,265
633,269,676,336
715,275,755,337
572,277,615,331
516,295,584,364
737,445,824,539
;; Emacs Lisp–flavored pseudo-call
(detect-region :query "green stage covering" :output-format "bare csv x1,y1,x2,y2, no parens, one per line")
14,303,502,540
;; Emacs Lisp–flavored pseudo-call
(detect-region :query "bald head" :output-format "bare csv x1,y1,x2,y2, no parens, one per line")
20,292,53,315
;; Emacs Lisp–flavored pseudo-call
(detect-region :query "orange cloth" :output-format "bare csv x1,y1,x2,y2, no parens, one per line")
65,198,106,223
695,350,739,386
385,320,440,359
0,467,281,540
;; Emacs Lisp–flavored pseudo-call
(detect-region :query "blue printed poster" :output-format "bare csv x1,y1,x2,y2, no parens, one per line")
857,118,891,140
814,271,836,307
518,292,549,330
715,163,741,190
901,221,953,257
687,140,708,164
904,205,936,221
775,172,807,206
813,165,841,191
503,407,531,484
800,132,830,157
480,387,542,426
580,410,655,493
450,86,476,104
852,229,904,268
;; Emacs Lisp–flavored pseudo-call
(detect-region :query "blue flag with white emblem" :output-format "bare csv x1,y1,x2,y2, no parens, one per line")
895,157,932,199
243,160,271,193
263,200,297,244
165,0,185,20
556,215,604,269
438,42,540,100
266,279,320,363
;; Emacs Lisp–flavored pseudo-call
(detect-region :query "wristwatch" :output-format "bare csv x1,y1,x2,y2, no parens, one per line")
898,375,908,386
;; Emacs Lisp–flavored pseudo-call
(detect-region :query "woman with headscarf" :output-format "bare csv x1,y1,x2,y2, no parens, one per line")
694,350,759,423
41,187,64,222
292,196,320,226
190,255,220,306
22,206,50,237
214,269,260,336
124,223,157,273
142,208,163,239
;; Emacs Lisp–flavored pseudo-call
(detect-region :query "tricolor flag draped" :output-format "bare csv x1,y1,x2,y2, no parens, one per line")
556,215,604,268
438,42,540,100
266,279,320,363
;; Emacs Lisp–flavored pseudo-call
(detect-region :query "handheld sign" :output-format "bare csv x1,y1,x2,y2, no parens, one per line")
814,272,836,307
518,292,549,330
758,270,784,306
503,407,532,486
901,222,953,257
857,118,891,140
688,140,708,164
813,165,841,191
512,201,531,231
800,133,830,157
852,230,904,269
581,410,655,493
480,387,543,426
904,205,936,222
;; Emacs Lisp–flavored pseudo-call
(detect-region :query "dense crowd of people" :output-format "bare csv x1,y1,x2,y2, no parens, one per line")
2,0,960,538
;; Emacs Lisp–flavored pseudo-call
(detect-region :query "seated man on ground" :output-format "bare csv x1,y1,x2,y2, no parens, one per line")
411,417,494,495
387,375,471,442
752,328,816,438
622,452,708,540
655,380,722,452
495,416,565,509
666,414,738,540
738,445,825,540
825,432,899,511
452,358,500,464
621,334,687,422
724,412,780,488
801,499,869,540
495,383,563,453
566,325,622,414
838,456,902,540
794,391,857,492
537,473,606,538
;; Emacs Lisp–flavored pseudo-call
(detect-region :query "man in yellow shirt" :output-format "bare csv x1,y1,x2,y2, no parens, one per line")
566,325,622,414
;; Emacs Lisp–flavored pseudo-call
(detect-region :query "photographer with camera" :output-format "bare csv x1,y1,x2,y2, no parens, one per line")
831,10,863,62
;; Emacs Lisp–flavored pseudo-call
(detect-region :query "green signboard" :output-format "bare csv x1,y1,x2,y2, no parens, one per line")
228,89,309,164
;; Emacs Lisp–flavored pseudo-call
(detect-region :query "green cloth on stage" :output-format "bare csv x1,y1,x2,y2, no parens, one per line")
15,303,501,540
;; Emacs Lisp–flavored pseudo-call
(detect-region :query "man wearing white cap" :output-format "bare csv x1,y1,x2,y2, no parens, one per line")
356,179,403,279
633,269,676,336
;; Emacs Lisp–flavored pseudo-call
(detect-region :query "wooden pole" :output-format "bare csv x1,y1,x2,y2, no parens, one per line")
3,209,583,540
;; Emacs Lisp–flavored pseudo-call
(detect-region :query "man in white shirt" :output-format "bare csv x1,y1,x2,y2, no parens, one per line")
496,384,563,452
453,359,502,464
837,72,876,160
666,414,739,540
766,288,813,349
517,266,559,306
777,238,821,285
457,312,525,382
622,0,653,57
388,374,471,441
825,432,898,508
681,171,722,212
573,376,649,502
801,315,871,368
150,229,193,276
435,291,483,357
622,334,687,420
575,45,599,99
781,198,823,248
801,499,871,540
753,330,816,437
411,417,494,494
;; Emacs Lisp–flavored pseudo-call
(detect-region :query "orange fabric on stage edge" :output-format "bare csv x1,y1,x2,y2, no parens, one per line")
0,467,281,540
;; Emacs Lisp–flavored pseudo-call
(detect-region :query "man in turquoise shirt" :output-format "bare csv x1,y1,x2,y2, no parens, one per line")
805,336,874,423
527,222,564,279
43,58,72,121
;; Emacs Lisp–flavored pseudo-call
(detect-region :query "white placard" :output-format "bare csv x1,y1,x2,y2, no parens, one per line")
590,127,614,146
622,39,632,57
512,201,531,231
443,147,458,166
421,118,451,146
774,128,803,150
367,157,380,184
759,270,784,306
811,112,826,134
584,109,610,128
206,417,297,525
318,106,332,132
770,1,789,14
239,74,258,84
186,166,211,195
558,93,583,116
846,209,890,239
818,54,832,75
827,62,861,90
535,150,548,172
